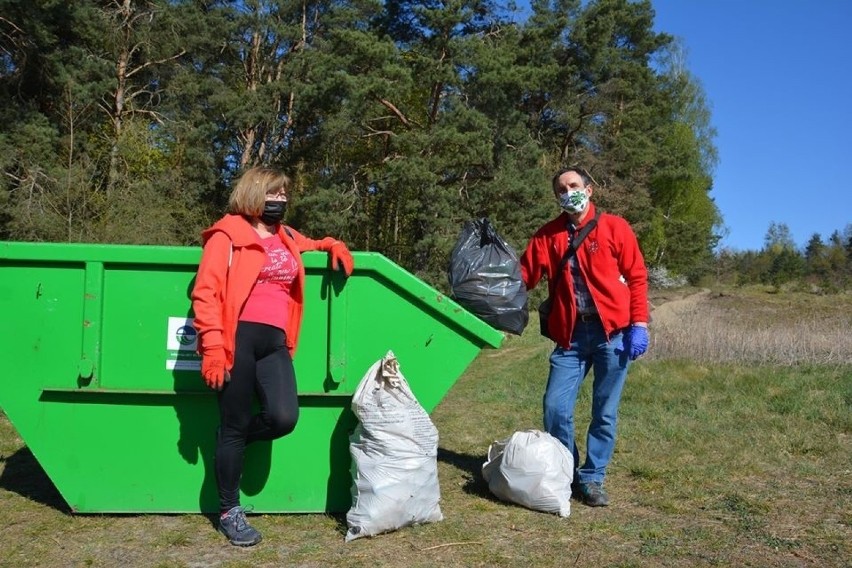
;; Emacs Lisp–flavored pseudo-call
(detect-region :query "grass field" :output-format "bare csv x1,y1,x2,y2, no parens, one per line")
1,287,850,567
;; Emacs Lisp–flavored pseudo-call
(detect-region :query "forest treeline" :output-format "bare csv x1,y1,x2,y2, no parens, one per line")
1,0,845,291
709,222,852,293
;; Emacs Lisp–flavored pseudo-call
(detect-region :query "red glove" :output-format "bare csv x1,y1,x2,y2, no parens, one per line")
329,241,354,277
201,346,229,390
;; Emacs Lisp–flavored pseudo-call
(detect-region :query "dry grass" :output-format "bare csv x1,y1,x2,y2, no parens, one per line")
0,286,850,567
648,287,852,366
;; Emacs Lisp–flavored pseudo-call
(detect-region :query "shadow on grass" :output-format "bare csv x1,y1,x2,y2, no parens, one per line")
437,447,498,501
327,511,348,536
0,446,70,514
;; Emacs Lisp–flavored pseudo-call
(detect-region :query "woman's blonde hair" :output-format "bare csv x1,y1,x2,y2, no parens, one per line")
228,167,291,217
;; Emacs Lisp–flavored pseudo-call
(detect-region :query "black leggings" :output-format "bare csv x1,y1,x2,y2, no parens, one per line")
216,321,299,511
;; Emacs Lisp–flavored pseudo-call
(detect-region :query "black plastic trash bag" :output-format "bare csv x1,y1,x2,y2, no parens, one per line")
448,218,529,335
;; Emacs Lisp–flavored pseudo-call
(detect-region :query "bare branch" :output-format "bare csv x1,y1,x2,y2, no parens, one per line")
375,97,413,129
126,49,186,79
362,130,396,138
0,16,24,34
127,107,166,126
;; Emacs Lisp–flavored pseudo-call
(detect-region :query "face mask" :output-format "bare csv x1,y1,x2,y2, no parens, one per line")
559,189,589,214
259,200,286,225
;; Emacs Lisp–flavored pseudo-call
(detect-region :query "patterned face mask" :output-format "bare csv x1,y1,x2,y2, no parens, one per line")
558,189,589,213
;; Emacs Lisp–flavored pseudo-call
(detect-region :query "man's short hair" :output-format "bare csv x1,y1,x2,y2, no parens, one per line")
551,166,592,191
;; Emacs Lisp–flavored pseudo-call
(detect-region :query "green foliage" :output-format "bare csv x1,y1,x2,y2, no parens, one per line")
708,221,850,291
805,233,831,276
763,221,797,253
0,0,757,289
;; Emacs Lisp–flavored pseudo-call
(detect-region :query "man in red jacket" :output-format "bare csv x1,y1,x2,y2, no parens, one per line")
520,166,650,507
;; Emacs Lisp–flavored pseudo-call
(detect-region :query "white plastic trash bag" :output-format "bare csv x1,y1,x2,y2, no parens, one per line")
345,351,443,541
481,429,574,517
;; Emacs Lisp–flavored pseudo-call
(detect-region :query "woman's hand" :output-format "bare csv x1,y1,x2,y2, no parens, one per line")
201,346,230,390
329,241,354,277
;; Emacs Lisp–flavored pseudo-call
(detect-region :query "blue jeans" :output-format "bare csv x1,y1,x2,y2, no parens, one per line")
543,319,630,485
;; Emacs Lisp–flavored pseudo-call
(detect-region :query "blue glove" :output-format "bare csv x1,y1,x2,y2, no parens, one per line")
624,325,649,360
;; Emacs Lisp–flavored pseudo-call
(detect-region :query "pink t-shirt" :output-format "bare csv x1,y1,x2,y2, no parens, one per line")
239,234,298,331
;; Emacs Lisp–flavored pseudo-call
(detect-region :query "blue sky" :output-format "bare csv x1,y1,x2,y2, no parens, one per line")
512,0,852,251
650,0,851,251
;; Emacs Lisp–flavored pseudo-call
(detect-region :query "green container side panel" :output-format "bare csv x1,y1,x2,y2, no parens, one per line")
0,241,503,513
3,264,87,389
29,393,355,513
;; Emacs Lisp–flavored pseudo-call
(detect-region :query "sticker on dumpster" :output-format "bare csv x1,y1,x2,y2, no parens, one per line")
166,317,201,371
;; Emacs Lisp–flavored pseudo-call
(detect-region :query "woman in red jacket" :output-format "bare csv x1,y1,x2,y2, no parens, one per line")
191,166,353,546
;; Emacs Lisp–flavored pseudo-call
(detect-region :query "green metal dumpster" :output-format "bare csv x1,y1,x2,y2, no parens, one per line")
0,241,503,513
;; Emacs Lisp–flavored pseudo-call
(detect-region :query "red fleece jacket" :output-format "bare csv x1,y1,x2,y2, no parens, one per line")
520,203,649,348
191,214,340,368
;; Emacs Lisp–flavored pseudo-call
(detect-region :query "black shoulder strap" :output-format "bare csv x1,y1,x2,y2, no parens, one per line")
551,211,601,289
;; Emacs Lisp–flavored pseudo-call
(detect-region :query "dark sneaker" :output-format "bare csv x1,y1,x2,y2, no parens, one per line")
570,479,582,500
218,506,262,546
577,482,609,507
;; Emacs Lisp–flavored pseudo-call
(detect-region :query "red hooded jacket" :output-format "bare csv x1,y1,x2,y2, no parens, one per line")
520,203,649,348
191,214,340,368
